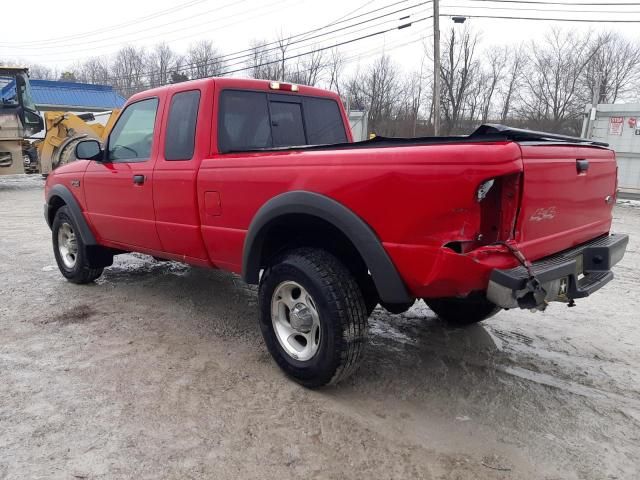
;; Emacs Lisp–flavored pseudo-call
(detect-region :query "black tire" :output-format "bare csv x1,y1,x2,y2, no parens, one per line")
425,293,500,326
258,247,368,388
52,206,104,284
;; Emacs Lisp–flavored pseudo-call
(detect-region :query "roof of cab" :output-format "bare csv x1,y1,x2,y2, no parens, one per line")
126,77,341,104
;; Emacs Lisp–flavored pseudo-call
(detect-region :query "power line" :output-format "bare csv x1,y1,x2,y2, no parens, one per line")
0,0,210,47
205,0,420,68
440,12,640,21
7,0,297,57
8,0,415,64
119,16,432,94
101,1,430,83
5,0,253,51
463,0,640,5
443,3,640,13
192,14,420,76
120,33,431,96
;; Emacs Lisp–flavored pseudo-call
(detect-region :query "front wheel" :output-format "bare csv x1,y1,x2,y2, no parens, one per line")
52,206,104,284
258,248,368,388
424,293,501,326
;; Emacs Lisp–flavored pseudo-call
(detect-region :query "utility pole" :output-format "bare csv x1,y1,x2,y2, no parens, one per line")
433,0,441,136
583,71,602,139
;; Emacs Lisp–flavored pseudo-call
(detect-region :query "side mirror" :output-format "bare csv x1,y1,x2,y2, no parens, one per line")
75,139,103,161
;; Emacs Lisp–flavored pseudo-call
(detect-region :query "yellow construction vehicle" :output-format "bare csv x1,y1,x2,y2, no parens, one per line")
35,109,120,174
3,65,120,176
1,66,44,174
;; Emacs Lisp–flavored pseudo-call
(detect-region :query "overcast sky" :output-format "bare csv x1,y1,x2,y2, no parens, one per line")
2,0,640,77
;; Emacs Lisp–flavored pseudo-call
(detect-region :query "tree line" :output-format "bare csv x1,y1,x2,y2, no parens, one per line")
5,27,640,136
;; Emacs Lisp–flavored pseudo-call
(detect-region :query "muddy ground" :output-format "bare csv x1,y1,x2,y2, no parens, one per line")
1,175,639,480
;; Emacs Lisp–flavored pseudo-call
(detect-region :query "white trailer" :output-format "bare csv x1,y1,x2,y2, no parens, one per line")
348,109,369,142
582,103,640,197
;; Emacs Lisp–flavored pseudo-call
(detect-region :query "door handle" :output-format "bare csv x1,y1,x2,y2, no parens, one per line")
576,159,589,173
133,174,145,185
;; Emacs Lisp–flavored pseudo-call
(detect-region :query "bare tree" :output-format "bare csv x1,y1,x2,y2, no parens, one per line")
76,57,110,85
479,48,507,123
439,26,480,134
500,46,526,123
582,32,640,105
346,55,404,135
393,68,429,136
288,48,326,86
187,40,225,79
342,69,366,111
28,64,56,80
246,39,280,80
517,29,599,134
112,45,147,97
148,43,179,87
405,56,429,136
327,48,344,96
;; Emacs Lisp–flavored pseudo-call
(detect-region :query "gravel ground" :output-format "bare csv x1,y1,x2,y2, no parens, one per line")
1,175,639,480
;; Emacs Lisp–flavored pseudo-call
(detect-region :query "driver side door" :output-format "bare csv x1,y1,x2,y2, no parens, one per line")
84,97,164,251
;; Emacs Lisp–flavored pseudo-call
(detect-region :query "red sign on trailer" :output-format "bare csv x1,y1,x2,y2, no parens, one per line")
609,116,624,135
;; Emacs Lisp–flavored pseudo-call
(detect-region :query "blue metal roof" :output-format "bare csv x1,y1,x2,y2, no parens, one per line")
30,80,125,110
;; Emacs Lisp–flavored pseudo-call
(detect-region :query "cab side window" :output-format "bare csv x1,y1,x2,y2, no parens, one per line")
165,90,201,161
108,98,159,162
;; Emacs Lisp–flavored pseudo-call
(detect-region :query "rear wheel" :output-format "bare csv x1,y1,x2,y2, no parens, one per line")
425,293,500,326
258,248,368,388
52,206,104,284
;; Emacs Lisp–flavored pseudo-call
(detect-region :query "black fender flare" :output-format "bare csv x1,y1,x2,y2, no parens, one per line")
45,184,97,246
242,191,412,304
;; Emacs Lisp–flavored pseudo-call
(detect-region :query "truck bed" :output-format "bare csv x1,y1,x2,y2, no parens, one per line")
227,124,610,153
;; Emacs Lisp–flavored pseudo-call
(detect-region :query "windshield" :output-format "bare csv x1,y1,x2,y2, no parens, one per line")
0,73,37,111
17,73,37,111
0,76,19,107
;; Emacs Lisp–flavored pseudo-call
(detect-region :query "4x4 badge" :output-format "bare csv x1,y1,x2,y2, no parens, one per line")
71,180,80,188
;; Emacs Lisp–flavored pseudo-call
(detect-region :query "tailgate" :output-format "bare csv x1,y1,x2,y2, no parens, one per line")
515,143,617,261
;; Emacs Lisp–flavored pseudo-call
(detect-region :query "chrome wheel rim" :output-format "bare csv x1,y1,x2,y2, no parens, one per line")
271,281,321,361
57,222,78,269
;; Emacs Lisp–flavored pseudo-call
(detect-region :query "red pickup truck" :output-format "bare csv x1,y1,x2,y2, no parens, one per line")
44,77,628,387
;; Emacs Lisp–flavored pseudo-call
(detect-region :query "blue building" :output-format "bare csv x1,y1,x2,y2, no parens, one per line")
29,80,125,112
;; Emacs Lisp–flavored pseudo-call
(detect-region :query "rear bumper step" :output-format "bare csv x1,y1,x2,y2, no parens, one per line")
487,234,629,309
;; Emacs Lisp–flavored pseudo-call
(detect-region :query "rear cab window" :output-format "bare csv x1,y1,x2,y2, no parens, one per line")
218,89,347,153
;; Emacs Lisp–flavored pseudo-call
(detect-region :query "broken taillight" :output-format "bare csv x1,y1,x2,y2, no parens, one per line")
476,179,495,202
478,173,522,245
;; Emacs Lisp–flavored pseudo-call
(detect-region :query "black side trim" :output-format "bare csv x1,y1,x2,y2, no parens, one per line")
46,184,97,246
242,191,412,304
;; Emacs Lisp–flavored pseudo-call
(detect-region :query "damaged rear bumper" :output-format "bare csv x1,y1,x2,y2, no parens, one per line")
487,234,629,309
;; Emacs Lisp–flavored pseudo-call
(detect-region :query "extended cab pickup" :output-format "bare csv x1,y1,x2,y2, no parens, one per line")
44,77,628,387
